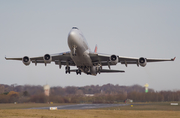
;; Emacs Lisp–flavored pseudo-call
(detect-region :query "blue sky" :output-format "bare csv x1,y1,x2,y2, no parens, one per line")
0,0,179,91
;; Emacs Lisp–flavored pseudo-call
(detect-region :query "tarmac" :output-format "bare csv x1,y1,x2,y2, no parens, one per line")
29,103,129,110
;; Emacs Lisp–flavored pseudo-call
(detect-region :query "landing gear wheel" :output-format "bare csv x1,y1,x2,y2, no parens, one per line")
76,69,81,75
65,66,70,74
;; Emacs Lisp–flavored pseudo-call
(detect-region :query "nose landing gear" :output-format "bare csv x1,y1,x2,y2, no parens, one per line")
72,45,77,56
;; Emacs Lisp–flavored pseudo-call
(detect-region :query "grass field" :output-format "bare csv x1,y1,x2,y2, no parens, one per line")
0,102,180,118
0,109,180,118
0,103,74,109
100,102,180,111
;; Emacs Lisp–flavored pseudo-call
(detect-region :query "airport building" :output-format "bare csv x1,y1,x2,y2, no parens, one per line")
44,84,50,96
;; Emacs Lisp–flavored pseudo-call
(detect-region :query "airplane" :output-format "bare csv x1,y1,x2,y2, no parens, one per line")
5,27,176,76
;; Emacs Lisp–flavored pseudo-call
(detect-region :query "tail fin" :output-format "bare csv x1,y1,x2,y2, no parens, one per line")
94,45,98,53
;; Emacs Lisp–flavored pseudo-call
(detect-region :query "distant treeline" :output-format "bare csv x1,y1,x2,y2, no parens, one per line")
0,84,180,103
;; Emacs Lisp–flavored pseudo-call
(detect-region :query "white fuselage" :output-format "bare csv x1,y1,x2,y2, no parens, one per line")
67,28,93,68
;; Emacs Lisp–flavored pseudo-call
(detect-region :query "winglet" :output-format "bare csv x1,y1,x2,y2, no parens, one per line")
94,45,98,53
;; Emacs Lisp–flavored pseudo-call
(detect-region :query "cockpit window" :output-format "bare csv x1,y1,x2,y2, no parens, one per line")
72,27,78,29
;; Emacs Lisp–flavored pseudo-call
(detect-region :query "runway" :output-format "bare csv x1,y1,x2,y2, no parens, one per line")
29,104,129,110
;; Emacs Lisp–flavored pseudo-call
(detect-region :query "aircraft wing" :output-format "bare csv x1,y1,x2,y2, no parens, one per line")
118,56,175,66
89,53,175,67
5,51,75,67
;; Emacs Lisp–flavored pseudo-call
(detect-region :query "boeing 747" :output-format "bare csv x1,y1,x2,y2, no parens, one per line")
5,27,176,75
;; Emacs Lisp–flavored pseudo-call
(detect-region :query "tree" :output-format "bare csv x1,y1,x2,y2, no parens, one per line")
23,91,29,97
8,91,19,103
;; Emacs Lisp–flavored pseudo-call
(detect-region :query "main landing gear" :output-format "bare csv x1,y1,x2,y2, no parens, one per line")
65,66,70,74
76,69,81,75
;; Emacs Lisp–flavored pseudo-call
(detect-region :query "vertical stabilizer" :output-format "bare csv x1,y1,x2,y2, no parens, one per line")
94,45,98,53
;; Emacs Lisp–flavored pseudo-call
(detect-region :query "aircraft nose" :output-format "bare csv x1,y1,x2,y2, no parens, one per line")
68,30,76,43
68,30,76,39
68,30,79,48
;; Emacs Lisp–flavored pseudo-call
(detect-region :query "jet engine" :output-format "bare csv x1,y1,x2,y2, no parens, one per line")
43,54,52,63
110,55,118,65
90,66,102,75
90,66,97,75
22,56,31,66
139,57,147,67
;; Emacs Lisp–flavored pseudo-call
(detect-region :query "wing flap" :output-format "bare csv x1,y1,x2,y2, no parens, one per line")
121,61,137,64
54,60,75,66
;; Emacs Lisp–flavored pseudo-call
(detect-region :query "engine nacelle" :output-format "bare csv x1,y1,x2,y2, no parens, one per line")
90,66,102,75
110,55,118,65
139,57,147,67
43,54,52,63
90,66,97,75
22,56,31,66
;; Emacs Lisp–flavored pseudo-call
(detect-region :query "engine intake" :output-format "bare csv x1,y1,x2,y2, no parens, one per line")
139,57,147,67
110,55,118,65
43,54,52,63
22,56,31,66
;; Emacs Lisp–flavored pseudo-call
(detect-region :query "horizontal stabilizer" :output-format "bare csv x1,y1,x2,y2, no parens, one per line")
100,69,125,73
69,69,125,73
69,69,77,72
